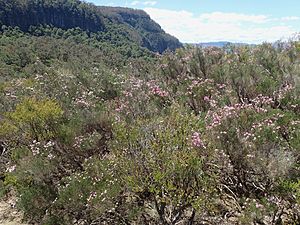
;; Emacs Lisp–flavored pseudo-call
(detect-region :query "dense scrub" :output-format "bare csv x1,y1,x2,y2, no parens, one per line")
0,26,299,224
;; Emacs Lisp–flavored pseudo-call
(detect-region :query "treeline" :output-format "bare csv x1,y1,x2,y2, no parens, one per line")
0,26,155,81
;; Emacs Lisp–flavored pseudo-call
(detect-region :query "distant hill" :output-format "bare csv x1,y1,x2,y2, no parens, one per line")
0,0,182,53
98,6,183,53
195,41,254,48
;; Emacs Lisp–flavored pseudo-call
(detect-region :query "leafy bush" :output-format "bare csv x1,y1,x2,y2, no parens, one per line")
0,27,299,224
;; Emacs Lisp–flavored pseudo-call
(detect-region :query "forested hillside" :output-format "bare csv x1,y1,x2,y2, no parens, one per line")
0,1,300,225
0,0,182,53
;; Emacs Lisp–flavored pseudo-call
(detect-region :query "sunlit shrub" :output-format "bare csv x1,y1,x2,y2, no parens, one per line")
1,30,299,224
110,106,217,224
9,98,63,141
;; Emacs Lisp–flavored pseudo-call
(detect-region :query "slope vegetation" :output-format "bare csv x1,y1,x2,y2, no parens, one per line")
0,0,182,53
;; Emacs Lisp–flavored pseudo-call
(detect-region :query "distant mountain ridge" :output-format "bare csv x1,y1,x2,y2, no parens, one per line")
195,41,255,48
0,0,182,53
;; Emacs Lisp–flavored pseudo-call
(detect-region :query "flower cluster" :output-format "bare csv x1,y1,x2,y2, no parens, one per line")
6,164,16,172
206,104,253,129
29,140,56,158
72,132,101,150
251,94,274,106
115,100,129,113
191,132,206,148
275,84,294,100
147,81,169,97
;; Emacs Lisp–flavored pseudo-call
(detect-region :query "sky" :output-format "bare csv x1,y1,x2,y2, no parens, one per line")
90,0,300,44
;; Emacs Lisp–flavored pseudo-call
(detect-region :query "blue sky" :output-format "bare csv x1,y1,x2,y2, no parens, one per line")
91,0,300,43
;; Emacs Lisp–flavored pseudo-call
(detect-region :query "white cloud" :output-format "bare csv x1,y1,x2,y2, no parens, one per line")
144,1,157,6
144,7,298,43
280,16,300,21
199,12,269,24
131,1,157,6
130,1,139,5
104,2,115,6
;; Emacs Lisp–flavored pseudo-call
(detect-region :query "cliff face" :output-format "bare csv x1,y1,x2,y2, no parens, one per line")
0,0,104,32
99,7,182,53
0,0,182,53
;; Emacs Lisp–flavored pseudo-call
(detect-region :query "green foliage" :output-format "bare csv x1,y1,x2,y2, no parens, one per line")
110,107,216,224
46,158,121,224
9,98,63,140
19,184,56,222
0,0,182,53
280,180,300,203
0,21,299,224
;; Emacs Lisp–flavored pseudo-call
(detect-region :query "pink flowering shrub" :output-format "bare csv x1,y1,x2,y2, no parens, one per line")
110,107,216,224
1,38,299,224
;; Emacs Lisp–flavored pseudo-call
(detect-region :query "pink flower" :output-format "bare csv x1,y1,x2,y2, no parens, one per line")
147,81,169,97
203,96,210,102
191,132,205,148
